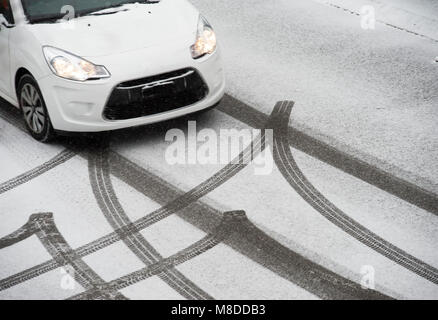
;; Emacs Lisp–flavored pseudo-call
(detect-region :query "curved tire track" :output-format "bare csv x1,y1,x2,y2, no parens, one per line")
68,211,246,300
218,94,438,216
110,152,389,300
0,213,127,300
0,150,76,195
89,145,213,300
0,131,265,292
0,100,390,299
271,101,438,285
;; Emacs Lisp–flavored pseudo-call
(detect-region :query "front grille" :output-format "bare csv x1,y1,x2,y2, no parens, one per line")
103,68,209,120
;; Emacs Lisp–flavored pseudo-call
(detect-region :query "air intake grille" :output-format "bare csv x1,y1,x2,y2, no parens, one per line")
103,68,208,120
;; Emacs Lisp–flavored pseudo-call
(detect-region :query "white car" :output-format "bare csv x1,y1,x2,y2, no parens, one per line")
0,0,224,141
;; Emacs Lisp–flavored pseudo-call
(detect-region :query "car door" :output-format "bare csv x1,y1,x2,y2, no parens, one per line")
0,0,14,98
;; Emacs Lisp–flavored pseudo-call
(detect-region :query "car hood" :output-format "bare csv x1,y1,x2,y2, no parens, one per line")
25,0,199,58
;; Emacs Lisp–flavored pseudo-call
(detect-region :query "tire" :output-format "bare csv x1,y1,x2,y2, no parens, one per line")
17,74,55,142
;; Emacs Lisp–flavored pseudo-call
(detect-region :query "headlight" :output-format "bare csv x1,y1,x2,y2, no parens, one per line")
191,16,217,59
42,46,110,81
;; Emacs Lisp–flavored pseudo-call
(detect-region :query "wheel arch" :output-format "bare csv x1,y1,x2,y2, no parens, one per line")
15,67,33,100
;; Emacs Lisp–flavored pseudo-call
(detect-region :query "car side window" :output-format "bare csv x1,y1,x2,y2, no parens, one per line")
0,0,14,24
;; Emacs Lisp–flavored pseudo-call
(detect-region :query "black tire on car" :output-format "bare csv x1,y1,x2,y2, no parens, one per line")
17,74,55,142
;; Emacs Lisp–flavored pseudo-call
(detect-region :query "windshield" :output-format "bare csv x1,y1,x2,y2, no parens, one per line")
21,0,158,23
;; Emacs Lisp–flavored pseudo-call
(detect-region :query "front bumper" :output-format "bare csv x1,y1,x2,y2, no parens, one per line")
37,45,225,132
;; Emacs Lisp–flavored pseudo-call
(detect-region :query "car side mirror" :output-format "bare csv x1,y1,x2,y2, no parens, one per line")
0,14,14,29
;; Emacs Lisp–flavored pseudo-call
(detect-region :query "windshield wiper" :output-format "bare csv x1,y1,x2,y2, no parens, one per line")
85,9,128,17
29,13,67,24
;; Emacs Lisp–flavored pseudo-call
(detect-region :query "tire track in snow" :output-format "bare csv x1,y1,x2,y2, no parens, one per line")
0,150,76,195
218,94,438,216
89,144,213,300
0,213,127,300
68,211,247,300
271,101,438,285
0,101,76,195
0,97,390,298
0,127,265,292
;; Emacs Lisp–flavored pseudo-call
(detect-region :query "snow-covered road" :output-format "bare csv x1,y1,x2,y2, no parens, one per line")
191,0,438,193
0,0,437,300
1,95,437,299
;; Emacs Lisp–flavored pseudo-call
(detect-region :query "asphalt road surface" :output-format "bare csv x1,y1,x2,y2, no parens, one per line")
0,0,437,300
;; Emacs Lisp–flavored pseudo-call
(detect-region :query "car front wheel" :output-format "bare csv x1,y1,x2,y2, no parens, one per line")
18,74,55,142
